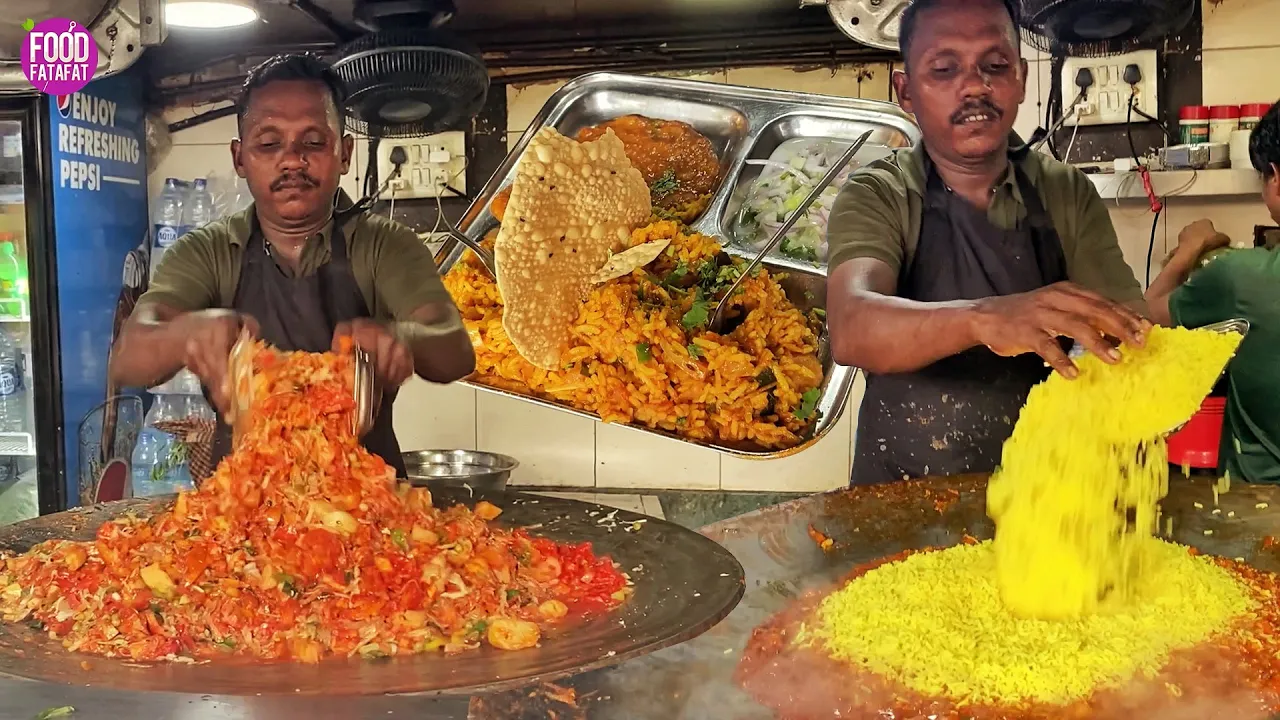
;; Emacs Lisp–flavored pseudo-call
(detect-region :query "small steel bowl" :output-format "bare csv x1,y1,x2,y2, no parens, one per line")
402,450,519,492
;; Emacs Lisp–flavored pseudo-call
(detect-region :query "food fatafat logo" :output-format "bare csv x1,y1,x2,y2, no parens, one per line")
20,17,98,98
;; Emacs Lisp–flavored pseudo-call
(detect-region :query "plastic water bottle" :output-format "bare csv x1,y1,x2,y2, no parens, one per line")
183,178,214,230
131,395,194,497
0,242,23,317
151,177,186,273
131,370,212,497
0,330,27,434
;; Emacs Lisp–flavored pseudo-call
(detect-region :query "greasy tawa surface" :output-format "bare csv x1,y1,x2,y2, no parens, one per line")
470,474,1280,720
0,489,744,697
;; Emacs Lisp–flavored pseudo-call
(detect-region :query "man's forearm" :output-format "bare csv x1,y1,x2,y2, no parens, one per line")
394,306,476,383
107,307,189,388
831,291,983,374
1144,252,1198,327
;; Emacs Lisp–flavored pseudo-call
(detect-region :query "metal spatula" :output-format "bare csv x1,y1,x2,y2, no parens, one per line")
225,329,257,446
352,347,378,438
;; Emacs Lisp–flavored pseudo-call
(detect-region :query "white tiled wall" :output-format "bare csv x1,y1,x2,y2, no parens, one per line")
154,1,1279,491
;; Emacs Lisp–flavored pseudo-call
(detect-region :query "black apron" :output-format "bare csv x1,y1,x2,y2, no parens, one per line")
850,150,1069,486
206,217,407,478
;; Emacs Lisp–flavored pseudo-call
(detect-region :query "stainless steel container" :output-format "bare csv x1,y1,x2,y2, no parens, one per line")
401,450,519,492
437,71,923,460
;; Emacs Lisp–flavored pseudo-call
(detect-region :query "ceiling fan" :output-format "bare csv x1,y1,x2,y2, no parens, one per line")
808,0,1195,57
331,0,489,139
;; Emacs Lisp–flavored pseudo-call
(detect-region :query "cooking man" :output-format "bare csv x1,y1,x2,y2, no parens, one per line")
1144,100,1280,483
827,0,1149,485
108,54,475,478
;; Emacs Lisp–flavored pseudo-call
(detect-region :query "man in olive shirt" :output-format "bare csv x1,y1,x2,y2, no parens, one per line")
827,0,1149,485
109,54,474,477
1146,101,1280,483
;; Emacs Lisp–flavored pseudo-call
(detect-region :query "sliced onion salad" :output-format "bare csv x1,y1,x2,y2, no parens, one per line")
731,139,866,264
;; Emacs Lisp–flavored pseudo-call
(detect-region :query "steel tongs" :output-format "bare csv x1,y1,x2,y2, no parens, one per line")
708,129,873,334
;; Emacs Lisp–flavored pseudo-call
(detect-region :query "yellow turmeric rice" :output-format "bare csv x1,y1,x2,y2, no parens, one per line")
800,325,1251,708
443,220,825,449
804,538,1253,706
989,325,1243,619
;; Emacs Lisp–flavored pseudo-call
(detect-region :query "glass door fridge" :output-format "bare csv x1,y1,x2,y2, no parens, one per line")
0,98,63,523
0,69,150,523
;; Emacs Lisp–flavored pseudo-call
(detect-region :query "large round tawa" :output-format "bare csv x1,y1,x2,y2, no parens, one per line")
0,489,745,697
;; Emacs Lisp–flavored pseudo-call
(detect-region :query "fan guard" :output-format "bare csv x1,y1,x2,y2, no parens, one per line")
1019,0,1196,57
332,28,489,139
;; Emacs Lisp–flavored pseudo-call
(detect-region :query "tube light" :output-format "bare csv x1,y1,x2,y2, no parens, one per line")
165,0,259,29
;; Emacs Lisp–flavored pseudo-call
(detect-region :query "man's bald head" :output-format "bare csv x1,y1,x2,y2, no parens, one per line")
899,0,1022,70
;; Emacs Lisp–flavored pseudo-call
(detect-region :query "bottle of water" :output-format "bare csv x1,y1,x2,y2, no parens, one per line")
183,178,214,230
131,378,197,497
0,329,27,434
150,177,186,274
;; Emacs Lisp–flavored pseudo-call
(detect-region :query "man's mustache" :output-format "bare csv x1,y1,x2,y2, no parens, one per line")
951,99,1003,124
271,173,319,191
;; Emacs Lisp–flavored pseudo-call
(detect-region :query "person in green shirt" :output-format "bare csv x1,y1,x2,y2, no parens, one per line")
108,54,475,478
1146,101,1280,483
826,0,1149,485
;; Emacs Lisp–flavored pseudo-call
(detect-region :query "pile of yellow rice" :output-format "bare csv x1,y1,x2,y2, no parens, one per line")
443,220,825,449
989,326,1244,619
801,325,1253,707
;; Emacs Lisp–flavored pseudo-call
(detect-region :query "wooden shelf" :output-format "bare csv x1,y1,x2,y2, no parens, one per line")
1088,168,1263,201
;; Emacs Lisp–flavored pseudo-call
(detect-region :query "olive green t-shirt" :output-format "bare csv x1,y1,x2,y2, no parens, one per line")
139,196,452,322
826,136,1146,313
1170,247,1280,483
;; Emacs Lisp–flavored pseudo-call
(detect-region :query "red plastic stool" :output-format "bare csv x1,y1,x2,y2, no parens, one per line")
1168,397,1227,470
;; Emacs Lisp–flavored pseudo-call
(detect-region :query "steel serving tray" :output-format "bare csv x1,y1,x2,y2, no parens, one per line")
437,72,922,459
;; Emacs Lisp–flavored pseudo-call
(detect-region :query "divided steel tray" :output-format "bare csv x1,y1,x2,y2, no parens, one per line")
437,72,922,460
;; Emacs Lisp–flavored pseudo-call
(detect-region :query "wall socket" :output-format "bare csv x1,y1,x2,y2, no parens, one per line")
1062,49,1160,128
378,132,467,200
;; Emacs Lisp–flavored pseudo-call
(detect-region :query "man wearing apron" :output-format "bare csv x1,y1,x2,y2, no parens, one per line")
109,54,475,478
826,0,1150,485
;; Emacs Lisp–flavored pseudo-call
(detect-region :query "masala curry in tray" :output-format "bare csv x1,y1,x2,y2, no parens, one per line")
491,114,721,224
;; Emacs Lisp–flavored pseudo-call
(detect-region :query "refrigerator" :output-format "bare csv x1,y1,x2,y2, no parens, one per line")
0,68,149,523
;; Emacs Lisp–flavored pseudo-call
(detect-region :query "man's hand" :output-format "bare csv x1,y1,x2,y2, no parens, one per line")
176,310,259,413
969,282,1150,379
1173,219,1231,263
332,319,414,388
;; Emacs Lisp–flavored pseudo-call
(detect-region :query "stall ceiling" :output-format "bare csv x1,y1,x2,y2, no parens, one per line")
4,0,885,106
144,0,862,75
0,0,108,59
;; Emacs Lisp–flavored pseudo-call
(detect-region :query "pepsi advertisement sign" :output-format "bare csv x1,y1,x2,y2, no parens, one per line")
48,71,148,506
51,91,143,192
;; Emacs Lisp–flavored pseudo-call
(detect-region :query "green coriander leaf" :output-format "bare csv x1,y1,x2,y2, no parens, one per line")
796,388,821,421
